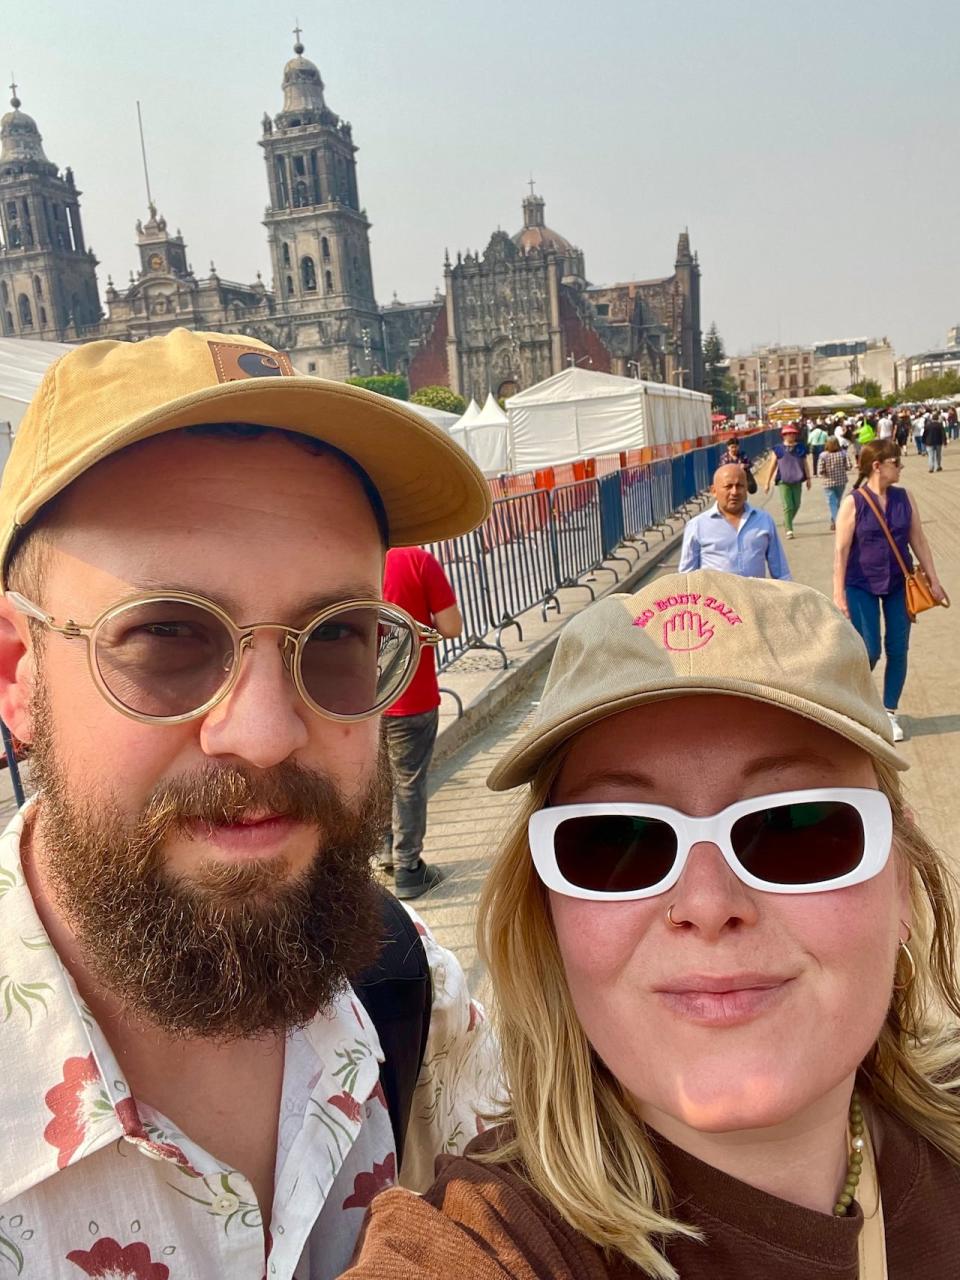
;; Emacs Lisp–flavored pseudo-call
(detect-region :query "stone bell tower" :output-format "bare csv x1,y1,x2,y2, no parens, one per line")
0,79,101,339
260,31,383,377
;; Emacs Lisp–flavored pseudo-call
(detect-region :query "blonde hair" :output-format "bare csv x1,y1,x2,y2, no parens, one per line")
476,755,960,1278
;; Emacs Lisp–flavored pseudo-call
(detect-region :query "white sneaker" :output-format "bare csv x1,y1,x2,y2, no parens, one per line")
887,712,904,743
785,530,795,539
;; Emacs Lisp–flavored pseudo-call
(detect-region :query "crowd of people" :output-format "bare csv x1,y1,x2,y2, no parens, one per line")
0,329,956,1280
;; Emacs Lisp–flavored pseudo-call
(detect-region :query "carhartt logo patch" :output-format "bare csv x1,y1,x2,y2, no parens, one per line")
632,591,743,653
207,341,295,383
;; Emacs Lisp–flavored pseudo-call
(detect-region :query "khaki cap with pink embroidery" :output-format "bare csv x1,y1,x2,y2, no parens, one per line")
487,569,906,791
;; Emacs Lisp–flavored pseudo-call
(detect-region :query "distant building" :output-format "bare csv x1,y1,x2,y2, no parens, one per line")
812,337,895,396
0,84,100,340
402,194,704,401
3,40,705,398
727,345,815,413
946,324,960,348
898,346,960,386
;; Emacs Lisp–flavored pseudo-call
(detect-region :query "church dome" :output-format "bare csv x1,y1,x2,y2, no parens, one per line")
0,90,50,166
281,40,326,116
512,193,576,255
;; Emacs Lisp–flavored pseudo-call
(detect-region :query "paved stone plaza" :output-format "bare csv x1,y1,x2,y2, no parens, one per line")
413,452,960,982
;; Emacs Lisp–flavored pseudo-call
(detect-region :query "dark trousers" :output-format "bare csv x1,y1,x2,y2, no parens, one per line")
846,585,911,711
383,708,439,870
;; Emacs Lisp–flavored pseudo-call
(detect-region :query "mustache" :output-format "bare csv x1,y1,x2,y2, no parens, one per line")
141,760,377,829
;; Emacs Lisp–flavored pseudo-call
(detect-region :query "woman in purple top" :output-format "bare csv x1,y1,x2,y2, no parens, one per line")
833,440,946,742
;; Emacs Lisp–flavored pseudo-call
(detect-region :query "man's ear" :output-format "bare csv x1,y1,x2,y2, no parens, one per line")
0,598,35,745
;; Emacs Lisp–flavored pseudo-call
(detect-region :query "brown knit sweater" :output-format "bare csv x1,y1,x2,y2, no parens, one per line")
343,1107,960,1279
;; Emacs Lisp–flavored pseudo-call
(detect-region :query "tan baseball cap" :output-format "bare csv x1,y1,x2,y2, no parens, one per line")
0,327,491,586
488,568,907,791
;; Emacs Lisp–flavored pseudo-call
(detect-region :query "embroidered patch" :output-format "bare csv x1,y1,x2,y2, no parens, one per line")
207,340,295,382
632,591,743,652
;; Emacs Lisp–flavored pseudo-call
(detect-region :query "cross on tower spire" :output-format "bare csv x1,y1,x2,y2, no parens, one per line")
9,72,20,109
293,19,304,53
527,174,536,197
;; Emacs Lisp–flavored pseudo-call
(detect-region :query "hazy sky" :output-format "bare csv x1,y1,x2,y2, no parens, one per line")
9,0,959,357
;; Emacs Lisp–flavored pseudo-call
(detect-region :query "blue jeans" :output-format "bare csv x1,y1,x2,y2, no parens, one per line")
845,585,911,710
927,444,942,471
825,485,844,523
914,433,925,455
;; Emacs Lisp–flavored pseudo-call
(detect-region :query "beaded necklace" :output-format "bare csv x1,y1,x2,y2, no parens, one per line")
833,1090,866,1216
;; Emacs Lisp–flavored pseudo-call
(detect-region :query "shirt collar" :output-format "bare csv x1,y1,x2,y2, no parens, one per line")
707,501,755,520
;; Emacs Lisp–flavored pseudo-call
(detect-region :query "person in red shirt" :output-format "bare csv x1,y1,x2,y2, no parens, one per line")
381,547,462,898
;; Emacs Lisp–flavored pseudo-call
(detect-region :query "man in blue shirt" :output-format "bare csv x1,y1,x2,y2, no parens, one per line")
679,464,792,580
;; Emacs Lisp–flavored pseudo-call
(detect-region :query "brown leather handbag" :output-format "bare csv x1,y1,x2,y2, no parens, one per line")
857,487,949,622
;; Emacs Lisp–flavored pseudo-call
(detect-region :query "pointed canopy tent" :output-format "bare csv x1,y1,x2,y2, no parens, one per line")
449,392,509,476
458,398,481,425
505,367,711,471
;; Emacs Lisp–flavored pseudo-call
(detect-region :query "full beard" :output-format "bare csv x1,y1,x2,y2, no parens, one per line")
28,685,389,1041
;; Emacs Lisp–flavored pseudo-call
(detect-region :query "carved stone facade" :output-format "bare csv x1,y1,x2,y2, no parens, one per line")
0,86,100,340
258,39,383,378
408,196,704,398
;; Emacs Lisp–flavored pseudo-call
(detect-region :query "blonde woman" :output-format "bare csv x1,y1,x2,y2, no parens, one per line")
345,570,960,1280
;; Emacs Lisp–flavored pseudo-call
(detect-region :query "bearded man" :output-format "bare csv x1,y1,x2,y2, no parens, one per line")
0,330,496,1278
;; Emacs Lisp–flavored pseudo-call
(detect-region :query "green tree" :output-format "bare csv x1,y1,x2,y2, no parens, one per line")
849,379,883,405
345,373,408,400
812,383,836,396
892,372,960,404
702,322,738,417
410,385,467,415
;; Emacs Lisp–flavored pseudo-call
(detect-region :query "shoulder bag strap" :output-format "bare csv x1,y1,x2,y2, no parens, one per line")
857,1121,888,1280
856,487,912,579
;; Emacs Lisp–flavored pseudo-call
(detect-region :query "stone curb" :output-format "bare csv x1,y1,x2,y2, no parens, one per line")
431,516,693,768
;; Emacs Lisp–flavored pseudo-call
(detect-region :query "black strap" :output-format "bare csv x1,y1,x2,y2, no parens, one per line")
352,886,432,1167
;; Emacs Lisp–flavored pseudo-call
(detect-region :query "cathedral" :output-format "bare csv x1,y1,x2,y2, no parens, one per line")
0,41,704,394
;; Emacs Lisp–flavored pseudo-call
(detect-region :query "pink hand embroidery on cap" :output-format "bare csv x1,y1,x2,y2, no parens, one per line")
663,610,715,652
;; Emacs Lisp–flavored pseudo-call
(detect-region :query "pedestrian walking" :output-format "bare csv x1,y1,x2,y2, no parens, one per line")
381,546,463,899
0,328,497,1275
806,419,828,471
348,569,960,1280
913,409,927,456
856,418,877,448
878,411,894,441
816,434,851,529
924,410,947,472
834,440,947,742
761,422,811,539
895,411,911,450
678,463,791,578
718,434,756,491
947,406,959,442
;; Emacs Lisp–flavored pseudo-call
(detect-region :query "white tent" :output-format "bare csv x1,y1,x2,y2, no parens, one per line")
0,335,73,430
449,392,510,476
768,394,867,412
404,400,462,430
506,367,711,471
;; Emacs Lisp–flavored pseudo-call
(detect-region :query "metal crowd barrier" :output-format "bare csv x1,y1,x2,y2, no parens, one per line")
424,431,777,693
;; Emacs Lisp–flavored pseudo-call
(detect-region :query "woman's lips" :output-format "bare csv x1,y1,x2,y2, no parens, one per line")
654,975,795,1026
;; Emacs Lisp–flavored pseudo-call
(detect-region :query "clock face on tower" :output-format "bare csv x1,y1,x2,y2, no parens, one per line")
148,253,164,271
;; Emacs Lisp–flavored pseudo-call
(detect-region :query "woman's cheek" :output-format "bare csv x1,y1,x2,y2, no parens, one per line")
550,893,655,985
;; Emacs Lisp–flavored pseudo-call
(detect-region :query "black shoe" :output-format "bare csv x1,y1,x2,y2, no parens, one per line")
377,859,395,876
394,860,445,900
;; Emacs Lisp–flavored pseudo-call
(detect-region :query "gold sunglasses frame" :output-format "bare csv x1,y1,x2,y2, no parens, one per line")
7,589,441,726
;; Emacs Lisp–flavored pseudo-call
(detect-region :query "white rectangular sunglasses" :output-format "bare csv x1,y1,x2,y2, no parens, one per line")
528,788,893,901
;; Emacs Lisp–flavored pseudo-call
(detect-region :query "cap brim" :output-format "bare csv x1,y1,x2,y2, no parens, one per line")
487,677,908,791
14,377,491,547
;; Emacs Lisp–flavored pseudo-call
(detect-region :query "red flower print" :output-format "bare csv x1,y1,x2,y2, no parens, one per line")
368,1080,388,1110
328,1091,363,1124
342,1152,396,1210
468,1000,481,1031
66,1237,169,1279
44,1053,104,1169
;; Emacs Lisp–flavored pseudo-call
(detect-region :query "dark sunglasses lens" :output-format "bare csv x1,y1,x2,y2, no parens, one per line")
554,814,678,893
300,606,415,716
731,801,865,885
95,600,234,718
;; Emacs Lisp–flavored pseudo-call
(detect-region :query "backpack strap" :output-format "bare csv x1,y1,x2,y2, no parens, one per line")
352,885,432,1168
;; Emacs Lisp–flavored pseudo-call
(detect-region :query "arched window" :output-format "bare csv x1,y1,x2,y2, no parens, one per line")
293,180,308,208
17,294,33,329
281,242,291,268
301,256,317,292
33,275,42,299
39,305,47,326
285,274,294,297
325,270,334,293
321,236,330,261
2,310,13,336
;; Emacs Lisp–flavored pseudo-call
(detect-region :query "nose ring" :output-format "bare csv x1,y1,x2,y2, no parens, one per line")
666,903,683,928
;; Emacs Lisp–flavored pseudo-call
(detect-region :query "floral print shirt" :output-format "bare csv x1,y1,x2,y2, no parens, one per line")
0,807,497,1279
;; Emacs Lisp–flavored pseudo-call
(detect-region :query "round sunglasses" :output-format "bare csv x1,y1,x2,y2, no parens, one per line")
8,590,440,724
528,788,892,899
